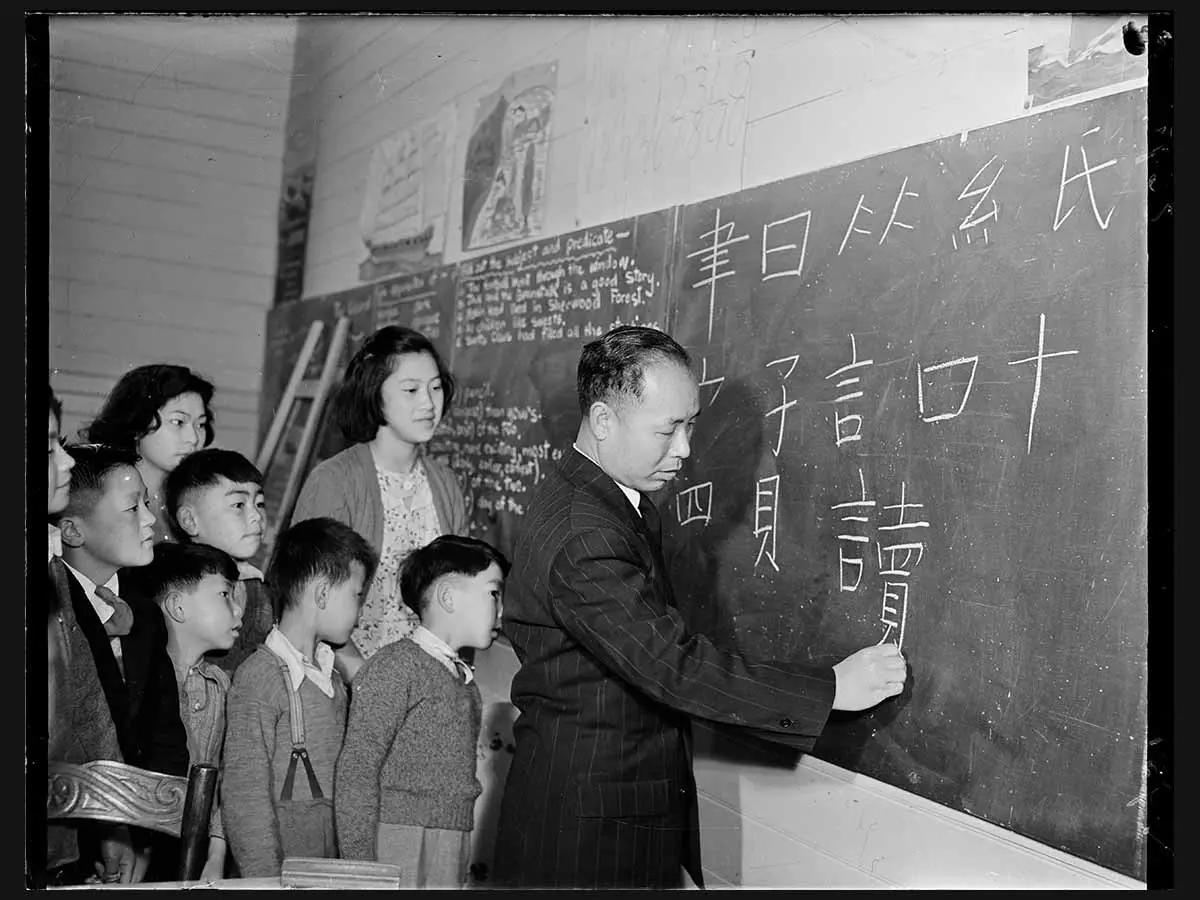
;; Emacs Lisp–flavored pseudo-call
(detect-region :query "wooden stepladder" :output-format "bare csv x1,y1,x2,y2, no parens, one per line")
255,316,351,552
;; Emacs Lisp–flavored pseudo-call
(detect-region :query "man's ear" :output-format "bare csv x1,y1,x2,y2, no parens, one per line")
162,590,187,624
589,401,613,441
58,516,86,549
175,504,201,538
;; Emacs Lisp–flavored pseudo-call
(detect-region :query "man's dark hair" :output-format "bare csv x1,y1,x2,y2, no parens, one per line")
52,443,140,522
398,534,510,616
334,325,456,444
164,448,264,541
122,541,239,605
266,517,378,621
577,326,691,416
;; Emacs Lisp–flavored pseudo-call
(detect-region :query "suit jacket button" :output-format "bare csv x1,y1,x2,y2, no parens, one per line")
780,718,793,728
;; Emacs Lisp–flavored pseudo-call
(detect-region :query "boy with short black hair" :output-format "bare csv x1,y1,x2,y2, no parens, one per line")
335,534,509,889
52,443,189,882
165,448,271,676
121,541,242,882
221,517,377,878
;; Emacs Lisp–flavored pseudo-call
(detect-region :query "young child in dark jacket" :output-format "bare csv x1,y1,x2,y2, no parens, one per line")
52,443,189,882
335,535,509,889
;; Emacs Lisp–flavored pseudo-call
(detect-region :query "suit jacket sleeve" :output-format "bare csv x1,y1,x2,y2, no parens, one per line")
548,525,837,741
140,604,190,777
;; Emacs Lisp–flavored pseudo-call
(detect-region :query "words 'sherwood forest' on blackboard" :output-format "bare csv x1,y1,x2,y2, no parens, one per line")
660,87,1147,880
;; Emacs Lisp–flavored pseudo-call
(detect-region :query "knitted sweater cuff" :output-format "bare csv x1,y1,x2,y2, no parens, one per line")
379,791,475,832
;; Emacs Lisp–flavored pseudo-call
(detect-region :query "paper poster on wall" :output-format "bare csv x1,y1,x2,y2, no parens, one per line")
461,62,556,252
577,17,757,224
1024,14,1148,109
273,160,315,306
358,104,458,282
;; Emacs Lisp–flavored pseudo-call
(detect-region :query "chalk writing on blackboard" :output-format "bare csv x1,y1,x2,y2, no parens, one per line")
1008,313,1080,453
687,207,749,342
917,355,979,424
954,154,1004,249
764,354,800,457
876,481,931,649
762,210,812,281
832,467,875,594
455,226,662,348
676,480,714,527
826,335,874,448
698,357,725,405
754,474,781,573
1053,129,1117,232
440,383,554,517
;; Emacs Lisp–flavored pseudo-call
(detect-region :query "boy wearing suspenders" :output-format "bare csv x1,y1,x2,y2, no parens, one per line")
222,519,377,878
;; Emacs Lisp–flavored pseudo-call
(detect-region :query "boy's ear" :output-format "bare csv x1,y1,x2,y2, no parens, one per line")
175,504,201,538
161,590,187,624
435,580,455,614
58,516,85,548
313,577,330,610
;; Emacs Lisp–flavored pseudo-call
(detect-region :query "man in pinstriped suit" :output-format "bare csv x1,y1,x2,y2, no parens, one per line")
492,327,908,889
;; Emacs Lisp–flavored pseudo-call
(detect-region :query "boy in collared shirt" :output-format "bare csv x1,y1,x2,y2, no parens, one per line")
334,535,509,889
222,517,377,878
122,541,243,882
165,449,272,677
52,444,189,883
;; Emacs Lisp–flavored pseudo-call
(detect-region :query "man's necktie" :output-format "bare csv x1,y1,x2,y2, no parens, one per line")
639,493,662,546
95,585,134,637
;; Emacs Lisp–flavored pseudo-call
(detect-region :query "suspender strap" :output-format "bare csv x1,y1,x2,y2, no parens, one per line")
272,653,325,802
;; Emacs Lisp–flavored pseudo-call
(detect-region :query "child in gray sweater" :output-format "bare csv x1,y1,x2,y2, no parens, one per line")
334,535,509,889
222,518,377,878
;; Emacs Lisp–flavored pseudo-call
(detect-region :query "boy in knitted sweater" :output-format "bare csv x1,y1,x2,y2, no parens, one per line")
222,518,377,878
335,535,509,889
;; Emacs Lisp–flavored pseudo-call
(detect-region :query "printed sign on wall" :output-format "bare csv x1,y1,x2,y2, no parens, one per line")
462,62,557,252
358,104,458,281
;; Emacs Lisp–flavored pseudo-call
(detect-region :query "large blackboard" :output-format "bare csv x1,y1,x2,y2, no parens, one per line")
432,211,677,548
256,87,1149,880
660,88,1148,879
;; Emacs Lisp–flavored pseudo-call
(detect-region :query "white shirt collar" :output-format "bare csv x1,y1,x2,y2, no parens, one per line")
48,524,63,563
411,625,473,684
572,443,642,515
265,626,336,698
237,561,264,582
62,560,119,626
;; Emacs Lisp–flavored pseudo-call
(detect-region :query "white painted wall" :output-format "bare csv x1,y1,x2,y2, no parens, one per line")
284,14,1148,889
49,15,296,458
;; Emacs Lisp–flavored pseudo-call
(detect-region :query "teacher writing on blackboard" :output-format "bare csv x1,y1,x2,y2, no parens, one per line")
292,325,468,683
492,326,907,890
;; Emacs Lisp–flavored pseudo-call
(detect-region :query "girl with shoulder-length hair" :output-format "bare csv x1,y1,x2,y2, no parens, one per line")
84,364,216,544
292,325,468,683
